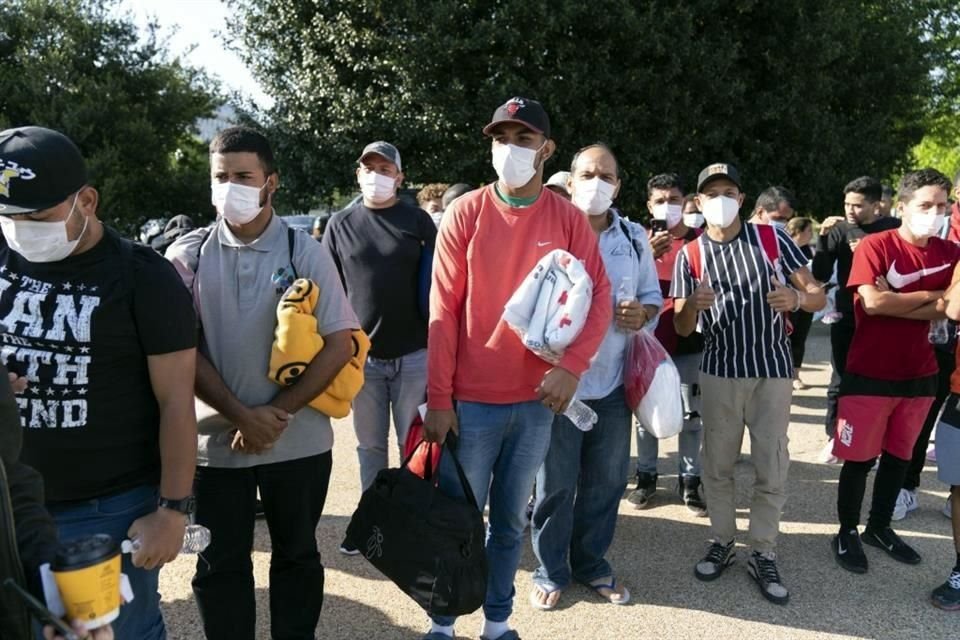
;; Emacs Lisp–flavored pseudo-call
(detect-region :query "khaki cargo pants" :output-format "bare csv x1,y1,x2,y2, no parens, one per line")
699,373,792,552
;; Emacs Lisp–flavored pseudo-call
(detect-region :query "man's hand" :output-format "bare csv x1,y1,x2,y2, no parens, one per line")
689,281,716,311
44,620,113,640
875,275,892,292
649,231,672,259
234,405,291,454
767,277,799,312
423,409,458,444
614,300,648,332
537,367,579,414
127,507,187,571
820,216,845,235
7,372,26,394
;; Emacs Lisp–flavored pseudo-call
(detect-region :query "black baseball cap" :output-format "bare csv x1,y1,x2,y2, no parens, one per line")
697,163,742,193
482,97,551,138
357,141,402,171
163,214,196,240
0,126,88,215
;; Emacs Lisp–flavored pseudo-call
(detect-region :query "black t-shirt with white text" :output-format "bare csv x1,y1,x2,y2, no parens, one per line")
0,228,196,502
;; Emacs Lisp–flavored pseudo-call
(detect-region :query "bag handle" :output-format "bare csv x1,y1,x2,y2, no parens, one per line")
400,434,481,512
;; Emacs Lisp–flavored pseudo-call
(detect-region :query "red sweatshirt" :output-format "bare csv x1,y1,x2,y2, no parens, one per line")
427,184,612,410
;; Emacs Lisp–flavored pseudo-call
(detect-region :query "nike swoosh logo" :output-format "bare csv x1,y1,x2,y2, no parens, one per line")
537,241,552,247
886,260,951,290
837,540,847,555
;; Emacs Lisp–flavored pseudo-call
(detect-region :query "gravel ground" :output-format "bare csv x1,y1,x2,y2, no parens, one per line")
159,324,958,639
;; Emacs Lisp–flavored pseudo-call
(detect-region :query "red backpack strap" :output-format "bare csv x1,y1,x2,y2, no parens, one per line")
683,234,704,283
754,223,781,270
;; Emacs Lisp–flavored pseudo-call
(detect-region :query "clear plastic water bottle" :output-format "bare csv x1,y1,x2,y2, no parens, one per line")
616,275,636,334
122,524,212,555
564,398,598,431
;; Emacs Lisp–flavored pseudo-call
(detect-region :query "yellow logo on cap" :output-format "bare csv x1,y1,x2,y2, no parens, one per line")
707,164,729,176
0,161,36,198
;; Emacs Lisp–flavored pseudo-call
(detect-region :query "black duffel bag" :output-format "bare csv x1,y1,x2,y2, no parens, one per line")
344,438,487,617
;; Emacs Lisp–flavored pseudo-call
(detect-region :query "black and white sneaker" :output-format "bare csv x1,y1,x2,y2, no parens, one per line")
832,528,868,574
627,472,657,509
747,551,789,605
861,526,921,565
931,570,960,611
679,476,707,517
694,540,735,581
339,536,360,556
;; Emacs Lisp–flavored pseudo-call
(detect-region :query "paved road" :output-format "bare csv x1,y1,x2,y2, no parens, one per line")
159,324,958,639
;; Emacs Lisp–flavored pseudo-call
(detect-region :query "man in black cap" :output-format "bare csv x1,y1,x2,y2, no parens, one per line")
0,126,198,639
323,140,437,554
422,98,610,640
672,163,824,605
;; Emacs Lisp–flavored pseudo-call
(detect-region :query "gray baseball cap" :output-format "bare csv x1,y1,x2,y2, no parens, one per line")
357,141,402,171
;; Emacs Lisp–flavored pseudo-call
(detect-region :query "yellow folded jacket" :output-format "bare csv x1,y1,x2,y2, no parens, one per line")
267,278,370,418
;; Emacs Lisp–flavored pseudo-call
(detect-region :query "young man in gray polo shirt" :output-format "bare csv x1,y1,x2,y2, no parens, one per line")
167,126,359,640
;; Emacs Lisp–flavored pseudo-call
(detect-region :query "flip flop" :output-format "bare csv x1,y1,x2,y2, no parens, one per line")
587,577,631,605
529,583,564,610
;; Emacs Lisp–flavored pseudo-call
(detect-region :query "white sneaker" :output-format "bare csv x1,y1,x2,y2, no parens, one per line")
926,444,937,463
944,498,953,519
891,489,918,521
819,439,840,464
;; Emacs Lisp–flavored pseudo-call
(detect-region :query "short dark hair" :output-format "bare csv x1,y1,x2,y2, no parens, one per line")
570,143,618,177
442,183,474,208
843,176,882,203
209,126,277,175
881,185,894,200
898,168,952,204
754,185,796,212
646,173,684,199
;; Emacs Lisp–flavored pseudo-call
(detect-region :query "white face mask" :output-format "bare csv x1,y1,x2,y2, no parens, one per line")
770,219,787,230
430,211,443,227
683,213,705,228
907,208,944,238
0,193,87,263
702,195,740,228
653,203,684,228
359,171,398,204
572,177,616,216
492,143,543,189
211,181,266,225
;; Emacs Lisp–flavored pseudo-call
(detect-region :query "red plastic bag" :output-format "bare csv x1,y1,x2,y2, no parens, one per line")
403,413,442,481
624,330,670,410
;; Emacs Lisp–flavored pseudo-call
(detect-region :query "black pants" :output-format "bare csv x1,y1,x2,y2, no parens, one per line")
789,310,814,370
904,348,956,491
192,452,333,640
826,319,856,437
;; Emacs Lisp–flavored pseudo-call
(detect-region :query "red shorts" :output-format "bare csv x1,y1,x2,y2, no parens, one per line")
833,395,934,461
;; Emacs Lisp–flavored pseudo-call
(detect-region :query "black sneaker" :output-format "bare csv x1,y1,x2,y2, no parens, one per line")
861,526,921,565
339,536,360,556
832,529,868,574
931,570,960,611
627,472,657,509
747,551,789,605
679,476,707,517
694,540,735,581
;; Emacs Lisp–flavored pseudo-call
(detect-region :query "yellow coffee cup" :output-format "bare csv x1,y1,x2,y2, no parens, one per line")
51,534,121,629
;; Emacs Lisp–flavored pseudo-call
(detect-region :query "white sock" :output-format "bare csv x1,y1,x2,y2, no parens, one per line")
430,621,454,637
480,618,509,640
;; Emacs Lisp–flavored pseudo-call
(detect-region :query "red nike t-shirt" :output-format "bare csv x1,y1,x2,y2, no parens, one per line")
846,229,960,381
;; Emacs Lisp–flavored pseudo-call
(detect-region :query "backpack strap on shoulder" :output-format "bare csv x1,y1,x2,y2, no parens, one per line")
617,217,644,260
287,226,299,280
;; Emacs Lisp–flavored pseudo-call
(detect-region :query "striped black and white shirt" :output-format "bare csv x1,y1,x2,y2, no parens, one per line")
670,223,809,379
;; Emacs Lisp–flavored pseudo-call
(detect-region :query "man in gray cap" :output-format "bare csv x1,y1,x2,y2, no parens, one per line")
323,141,437,554
0,125,198,638
671,163,824,606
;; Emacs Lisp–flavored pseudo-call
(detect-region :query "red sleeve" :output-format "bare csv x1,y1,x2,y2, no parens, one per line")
846,234,886,290
426,202,470,411
558,210,612,377
948,204,960,244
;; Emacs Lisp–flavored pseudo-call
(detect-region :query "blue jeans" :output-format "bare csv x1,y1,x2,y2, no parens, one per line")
431,400,553,626
353,348,428,491
46,485,165,640
531,386,632,589
635,354,703,477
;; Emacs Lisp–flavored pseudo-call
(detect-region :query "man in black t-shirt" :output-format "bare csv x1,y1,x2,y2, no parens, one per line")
0,126,198,639
812,177,900,455
323,141,437,554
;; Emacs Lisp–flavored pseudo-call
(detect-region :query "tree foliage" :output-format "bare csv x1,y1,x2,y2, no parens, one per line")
0,0,219,234
229,0,960,219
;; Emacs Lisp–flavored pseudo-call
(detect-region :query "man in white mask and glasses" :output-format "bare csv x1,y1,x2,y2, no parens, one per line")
323,141,437,555
0,126,198,639
672,163,824,606
422,97,611,640
167,126,359,639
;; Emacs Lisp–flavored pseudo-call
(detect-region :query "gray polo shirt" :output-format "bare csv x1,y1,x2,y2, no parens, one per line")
167,214,359,468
